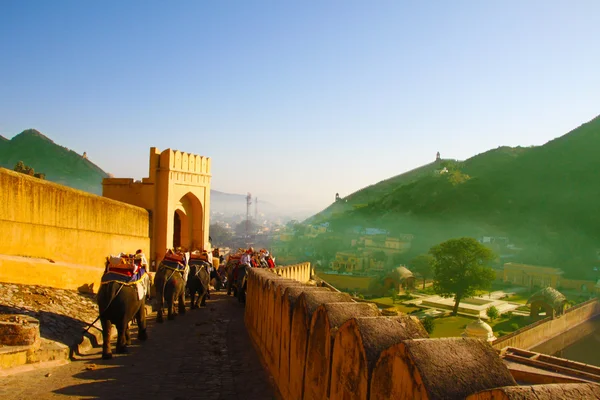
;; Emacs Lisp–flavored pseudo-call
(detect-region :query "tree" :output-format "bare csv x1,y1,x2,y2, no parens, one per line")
367,278,385,297
14,160,45,179
411,254,434,289
235,220,258,237
430,237,496,316
14,161,25,173
486,306,499,321
209,223,233,246
422,316,436,334
372,250,387,262
388,288,399,304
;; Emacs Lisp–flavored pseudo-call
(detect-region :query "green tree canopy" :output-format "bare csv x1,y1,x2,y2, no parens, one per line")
410,254,434,289
209,223,233,246
14,160,45,179
429,237,496,316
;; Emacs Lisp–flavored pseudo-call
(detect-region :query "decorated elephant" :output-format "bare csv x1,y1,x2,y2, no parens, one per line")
154,251,189,323
97,256,149,360
187,258,211,308
225,258,248,303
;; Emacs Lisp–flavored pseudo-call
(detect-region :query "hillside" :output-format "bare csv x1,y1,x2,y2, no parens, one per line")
0,129,108,194
315,115,600,278
308,159,448,223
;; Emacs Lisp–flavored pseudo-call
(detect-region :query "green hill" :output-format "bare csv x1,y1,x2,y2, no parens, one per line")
308,159,449,223
0,129,108,194
313,115,600,279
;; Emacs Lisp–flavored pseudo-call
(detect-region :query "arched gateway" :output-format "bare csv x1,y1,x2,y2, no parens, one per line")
102,147,211,269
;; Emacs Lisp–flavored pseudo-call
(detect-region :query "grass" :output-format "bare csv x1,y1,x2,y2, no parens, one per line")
316,273,373,291
490,315,533,336
427,313,534,339
428,316,472,338
369,297,420,314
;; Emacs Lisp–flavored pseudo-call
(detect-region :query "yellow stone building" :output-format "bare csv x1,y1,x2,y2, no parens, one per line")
503,262,598,293
361,234,413,256
103,147,211,267
503,263,563,288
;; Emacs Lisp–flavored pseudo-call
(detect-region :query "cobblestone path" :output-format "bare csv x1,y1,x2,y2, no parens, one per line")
0,292,278,400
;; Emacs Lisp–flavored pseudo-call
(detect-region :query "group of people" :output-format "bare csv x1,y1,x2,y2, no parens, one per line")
237,247,276,269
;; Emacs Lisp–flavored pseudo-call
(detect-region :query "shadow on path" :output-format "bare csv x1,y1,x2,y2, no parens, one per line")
50,292,277,400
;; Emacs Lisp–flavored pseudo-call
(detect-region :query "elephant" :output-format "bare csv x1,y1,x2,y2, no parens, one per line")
235,265,248,303
226,259,248,303
225,259,239,296
187,259,210,309
154,259,188,323
97,280,147,360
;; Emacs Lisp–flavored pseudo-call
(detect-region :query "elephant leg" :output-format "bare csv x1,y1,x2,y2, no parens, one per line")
156,287,164,323
125,324,132,346
178,289,186,315
115,319,128,354
167,293,175,320
100,317,113,360
136,302,148,341
200,286,207,307
190,288,197,309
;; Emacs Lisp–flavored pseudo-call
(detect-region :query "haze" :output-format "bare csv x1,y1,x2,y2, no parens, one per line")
2,1,599,214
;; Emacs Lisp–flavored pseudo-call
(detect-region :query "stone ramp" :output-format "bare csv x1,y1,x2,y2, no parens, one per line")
0,291,277,399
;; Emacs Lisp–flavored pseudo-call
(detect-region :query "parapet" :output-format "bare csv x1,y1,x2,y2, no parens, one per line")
158,148,211,175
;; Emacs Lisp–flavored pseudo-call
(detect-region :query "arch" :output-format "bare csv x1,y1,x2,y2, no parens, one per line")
179,192,204,251
173,208,189,250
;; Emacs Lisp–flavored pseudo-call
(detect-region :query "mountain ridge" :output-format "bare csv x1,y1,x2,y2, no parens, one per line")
308,114,600,278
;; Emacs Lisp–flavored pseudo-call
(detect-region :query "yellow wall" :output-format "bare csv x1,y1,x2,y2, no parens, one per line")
0,168,150,290
503,263,595,292
492,299,600,350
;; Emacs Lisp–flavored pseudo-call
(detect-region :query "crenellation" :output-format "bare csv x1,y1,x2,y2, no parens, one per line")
181,152,189,172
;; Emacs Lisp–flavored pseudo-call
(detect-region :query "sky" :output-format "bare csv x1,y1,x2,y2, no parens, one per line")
2,1,600,214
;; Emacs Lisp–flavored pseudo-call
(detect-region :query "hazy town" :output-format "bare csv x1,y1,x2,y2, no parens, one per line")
1,2,599,400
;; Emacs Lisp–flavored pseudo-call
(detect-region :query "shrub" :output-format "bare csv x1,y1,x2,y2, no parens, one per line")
486,306,500,321
422,316,436,334
509,322,520,331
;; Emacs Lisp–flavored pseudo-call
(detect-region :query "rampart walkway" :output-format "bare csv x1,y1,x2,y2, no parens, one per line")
0,291,277,400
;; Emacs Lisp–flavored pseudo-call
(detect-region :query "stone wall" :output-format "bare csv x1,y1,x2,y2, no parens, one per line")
492,298,600,350
245,263,528,400
0,168,150,291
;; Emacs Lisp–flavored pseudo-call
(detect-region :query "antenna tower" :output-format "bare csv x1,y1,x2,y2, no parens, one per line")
246,193,252,242
255,197,258,221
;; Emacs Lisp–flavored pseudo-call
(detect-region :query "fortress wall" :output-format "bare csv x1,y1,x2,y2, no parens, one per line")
245,263,534,400
492,299,600,350
466,383,600,399
0,168,150,291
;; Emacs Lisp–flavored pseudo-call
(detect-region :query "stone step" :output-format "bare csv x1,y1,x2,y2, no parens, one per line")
0,338,69,372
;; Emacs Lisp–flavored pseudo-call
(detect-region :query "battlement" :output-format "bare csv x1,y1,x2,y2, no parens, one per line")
156,148,211,175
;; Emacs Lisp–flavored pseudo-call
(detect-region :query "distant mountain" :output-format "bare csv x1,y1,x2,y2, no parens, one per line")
0,129,108,194
309,115,600,278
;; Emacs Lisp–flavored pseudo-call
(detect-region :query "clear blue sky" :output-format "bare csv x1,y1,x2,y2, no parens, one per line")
2,1,599,213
